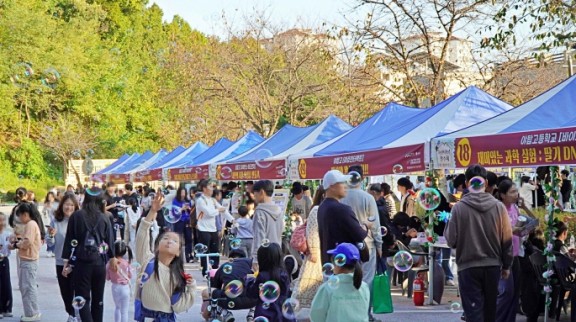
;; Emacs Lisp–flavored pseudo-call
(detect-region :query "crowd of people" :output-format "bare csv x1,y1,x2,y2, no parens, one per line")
1,164,575,322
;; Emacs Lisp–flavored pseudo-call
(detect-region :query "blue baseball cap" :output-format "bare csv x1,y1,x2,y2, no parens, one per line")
327,243,360,265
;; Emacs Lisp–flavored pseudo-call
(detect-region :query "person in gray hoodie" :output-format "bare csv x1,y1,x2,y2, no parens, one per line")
445,164,513,322
251,180,284,271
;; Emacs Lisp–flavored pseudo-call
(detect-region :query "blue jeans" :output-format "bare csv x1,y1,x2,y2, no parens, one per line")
438,247,454,281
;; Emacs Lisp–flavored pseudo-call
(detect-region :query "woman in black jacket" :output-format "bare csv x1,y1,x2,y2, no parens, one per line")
62,187,114,322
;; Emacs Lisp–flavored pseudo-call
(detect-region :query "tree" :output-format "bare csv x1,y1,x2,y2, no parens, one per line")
38,112,98,186
349,0,496,107
484,0,576,52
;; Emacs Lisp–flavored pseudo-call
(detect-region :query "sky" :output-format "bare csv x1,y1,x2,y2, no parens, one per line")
150,0,359,37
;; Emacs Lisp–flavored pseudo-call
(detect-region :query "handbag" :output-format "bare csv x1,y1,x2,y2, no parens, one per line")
372,257,393,314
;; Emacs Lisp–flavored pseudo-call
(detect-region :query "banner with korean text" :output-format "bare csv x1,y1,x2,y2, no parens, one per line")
432,127,576,169
167,165,210,181
296,144,425,179
215,160,287,181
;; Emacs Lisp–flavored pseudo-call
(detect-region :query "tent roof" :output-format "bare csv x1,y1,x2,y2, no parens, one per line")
123,149,168,174
167,138,234,169
99,153,141,174
92,154,130,175
229,115,352,162
437,75,576,139
200,131,265,165
154,142,209,169
314,103,423,156
108,151,154,174
143,146,187,171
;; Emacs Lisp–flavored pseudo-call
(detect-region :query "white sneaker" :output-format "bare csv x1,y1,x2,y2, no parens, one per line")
20,313,41,321
67,316,76,322
3,312,12,317
0,313,4,318
446,279,456,286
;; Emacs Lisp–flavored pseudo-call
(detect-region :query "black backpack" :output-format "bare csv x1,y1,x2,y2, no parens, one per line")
84,215,103,257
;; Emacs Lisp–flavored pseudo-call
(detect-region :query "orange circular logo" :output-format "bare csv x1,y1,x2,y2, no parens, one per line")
298,159,307,179
456,138,472,167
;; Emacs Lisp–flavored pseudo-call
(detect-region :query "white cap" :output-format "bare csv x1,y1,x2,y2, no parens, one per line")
323,170,351,188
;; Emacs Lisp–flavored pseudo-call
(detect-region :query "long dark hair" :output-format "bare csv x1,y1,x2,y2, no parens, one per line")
153,230,186,295
312,185,325,207
114,240,133,263
175,187,188,203
44,191,56,204
257,243,286,287
336,259,363,290
83,187,105,226
128,197,138,213
14,187,27,203
497,179,515,202
15,202,46,240
54,193,80,222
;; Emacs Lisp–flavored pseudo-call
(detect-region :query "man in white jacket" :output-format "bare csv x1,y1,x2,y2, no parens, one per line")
196,179,226,275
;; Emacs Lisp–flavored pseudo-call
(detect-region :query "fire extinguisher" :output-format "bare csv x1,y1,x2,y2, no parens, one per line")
413,274,425,306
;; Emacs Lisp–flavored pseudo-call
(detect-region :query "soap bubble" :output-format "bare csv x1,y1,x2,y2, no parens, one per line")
230,238,241,250
380,226,388,237
327,275,340,289
41,68,60,88
282,298,301,319
254,149,273,168
261,239,270,248
322,263,335,277
71,296,86,310
224,280,244,299
393,250,414,272
254,317,269,322
417,188,441,211
262,302,270,310
227,301,235,309
163,206,182,224
70,239,78,247
259,281,280,303
334,254,347,267
10,62,34,87
131,262,141,272
209,259,214,266
347,171,362,186
468,176,486,194
194,243,208,255
98,242,108,255
222,264,233,275
450,302,462,313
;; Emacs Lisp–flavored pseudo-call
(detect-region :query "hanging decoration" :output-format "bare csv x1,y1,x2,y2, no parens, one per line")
541,166,561,315
420,170,440,245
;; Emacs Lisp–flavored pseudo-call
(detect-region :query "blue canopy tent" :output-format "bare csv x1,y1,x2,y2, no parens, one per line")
432,75,576,169
316,86,513,157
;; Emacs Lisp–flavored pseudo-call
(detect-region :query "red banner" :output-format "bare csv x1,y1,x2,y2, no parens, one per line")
215,160,287,181
167,165,210,181
108,174,131,184
297,144,425,179
133,169,163,182
436,127,576,168
90,173,107,182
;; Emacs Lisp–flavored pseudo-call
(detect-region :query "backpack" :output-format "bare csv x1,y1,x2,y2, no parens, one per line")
84,216,103,257
290,222,308,253
134,259,182,321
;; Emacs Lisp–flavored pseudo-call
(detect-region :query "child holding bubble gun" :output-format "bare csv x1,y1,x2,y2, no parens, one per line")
106,240,133,322
245,242,294,322
0,213,13,318
134,191,196,321
310,243,370,322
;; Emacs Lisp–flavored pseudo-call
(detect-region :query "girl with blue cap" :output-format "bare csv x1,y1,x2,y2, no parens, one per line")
310,243,371,322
